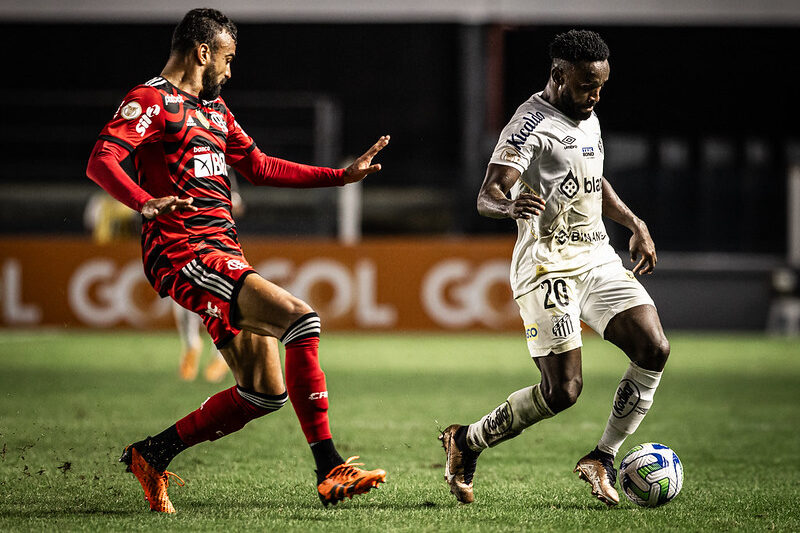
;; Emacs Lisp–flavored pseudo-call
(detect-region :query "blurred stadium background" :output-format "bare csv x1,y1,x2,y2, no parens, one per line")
2,2,800,530
1,1,799,334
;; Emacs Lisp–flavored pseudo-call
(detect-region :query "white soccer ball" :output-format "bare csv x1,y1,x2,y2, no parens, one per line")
619,443,683,507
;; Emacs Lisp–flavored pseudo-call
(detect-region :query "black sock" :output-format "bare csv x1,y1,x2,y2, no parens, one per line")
134,425,188,472
454,426,480,457
311,438,344,483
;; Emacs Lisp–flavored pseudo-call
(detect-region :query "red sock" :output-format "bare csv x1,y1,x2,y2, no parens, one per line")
284,336,332,443
175,386,269,446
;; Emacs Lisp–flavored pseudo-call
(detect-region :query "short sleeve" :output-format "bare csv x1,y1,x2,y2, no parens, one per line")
488,108,545,174
99,86,165,152
223,107,257,166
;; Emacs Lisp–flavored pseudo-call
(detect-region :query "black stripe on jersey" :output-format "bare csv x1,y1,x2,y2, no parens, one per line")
183,175,231,199
223,227,240,245
189,237,244,256
189,197,230,210
184,214,234,230
244,142,256,155
99,134,133,152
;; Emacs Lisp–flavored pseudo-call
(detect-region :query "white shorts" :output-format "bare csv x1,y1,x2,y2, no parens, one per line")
516,260,655,358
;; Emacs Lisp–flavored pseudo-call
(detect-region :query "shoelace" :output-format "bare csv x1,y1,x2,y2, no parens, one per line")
162,470,185,488
329,456,365,479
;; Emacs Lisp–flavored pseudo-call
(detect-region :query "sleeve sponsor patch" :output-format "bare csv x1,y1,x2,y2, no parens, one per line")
501,148,523,164
120,101,142,120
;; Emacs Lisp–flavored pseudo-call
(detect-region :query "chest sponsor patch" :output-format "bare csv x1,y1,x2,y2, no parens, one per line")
194,152,227,177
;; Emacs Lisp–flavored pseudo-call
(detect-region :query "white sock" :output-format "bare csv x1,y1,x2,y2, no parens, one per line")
466,384,554,451
597,362,662,457
172,300,201,351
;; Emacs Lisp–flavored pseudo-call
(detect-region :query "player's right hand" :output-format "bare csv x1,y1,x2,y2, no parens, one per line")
141,196,198,219
507,193,546,219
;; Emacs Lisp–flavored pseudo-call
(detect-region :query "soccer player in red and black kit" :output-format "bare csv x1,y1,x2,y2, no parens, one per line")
86,8,389,512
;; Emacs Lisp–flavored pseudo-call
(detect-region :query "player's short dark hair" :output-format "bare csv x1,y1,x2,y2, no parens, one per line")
171,8,238,55
549,30,609,63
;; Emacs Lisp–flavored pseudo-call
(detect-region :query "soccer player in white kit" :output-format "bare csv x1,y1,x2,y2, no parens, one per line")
439,30,669,507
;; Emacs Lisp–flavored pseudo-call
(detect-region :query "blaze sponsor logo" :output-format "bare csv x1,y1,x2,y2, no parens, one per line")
584,176,602,194
507,111,545,150
226,259,248,271
558,170,579,198
194,152,227,177
135,104,160,137
551,313,573,338
524,323,539,340
308,391,328,400
209,112,228,133
120,101,142,120
164,94,184,105
482,401,512,436
612,379,641,418
204,301,223,319
582,146,595,157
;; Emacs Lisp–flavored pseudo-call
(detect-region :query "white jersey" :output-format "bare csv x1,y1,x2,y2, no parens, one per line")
489,92,619,298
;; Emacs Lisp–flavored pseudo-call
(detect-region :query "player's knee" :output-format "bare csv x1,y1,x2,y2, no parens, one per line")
638,334,670,371
543,377,582,413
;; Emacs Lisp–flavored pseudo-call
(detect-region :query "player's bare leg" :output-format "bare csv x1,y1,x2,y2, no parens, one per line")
120,331,287,512
172,300,202,381
576,305,669,507
235,274,386,506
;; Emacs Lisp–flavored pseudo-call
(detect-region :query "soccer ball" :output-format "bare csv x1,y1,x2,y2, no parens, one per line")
619,443,683,507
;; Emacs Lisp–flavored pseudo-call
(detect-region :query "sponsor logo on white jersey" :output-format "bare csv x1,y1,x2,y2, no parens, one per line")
226,259,248,271
582,146,595,157
194,152,227,177
135,104,160,137
558,171,579,199
507,111,545,150
308,391,328,400
164,94,184,105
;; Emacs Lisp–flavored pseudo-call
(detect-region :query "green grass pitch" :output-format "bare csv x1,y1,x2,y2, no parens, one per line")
1,330,799,531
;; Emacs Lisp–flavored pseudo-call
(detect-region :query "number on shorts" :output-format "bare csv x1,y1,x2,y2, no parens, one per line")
541,279,569,309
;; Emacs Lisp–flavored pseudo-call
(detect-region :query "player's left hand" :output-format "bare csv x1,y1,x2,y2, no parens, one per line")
629,223,657,275
343,135,390,184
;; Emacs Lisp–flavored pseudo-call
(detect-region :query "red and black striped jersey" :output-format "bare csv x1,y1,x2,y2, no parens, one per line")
89,76,345,294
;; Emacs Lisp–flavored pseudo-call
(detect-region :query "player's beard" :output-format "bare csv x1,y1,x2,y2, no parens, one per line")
562,90,592,121
199,67,225,101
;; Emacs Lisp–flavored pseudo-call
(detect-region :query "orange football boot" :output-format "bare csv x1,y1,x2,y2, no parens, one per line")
120,445,184,513
317,456,386,506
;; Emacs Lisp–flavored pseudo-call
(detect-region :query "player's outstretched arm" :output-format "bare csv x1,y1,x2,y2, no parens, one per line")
601,177,657,275
477,163,545,219
342,135,390,184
